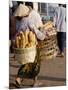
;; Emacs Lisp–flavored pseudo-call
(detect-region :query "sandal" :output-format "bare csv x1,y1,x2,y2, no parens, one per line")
56,52,64,57
15,80,21,88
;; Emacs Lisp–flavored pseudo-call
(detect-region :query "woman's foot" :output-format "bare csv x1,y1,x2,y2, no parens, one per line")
60,52,64,57
32,77,37,87
15,77,22,87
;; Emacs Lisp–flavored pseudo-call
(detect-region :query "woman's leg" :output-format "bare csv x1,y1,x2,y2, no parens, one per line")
15,65,24,85
59,32,65,53
57,32,61,52
32,76,37,86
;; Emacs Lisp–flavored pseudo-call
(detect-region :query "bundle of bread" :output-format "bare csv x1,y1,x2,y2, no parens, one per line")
15,30,37,48
41,21,57,36
45,27,57,36
42,21,53,30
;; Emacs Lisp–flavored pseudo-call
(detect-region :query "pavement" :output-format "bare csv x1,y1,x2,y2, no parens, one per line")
9,50,66,89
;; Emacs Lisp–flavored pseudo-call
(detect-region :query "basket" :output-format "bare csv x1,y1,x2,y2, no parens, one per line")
14,46,37,64
39,24,58,60
39,35,58,60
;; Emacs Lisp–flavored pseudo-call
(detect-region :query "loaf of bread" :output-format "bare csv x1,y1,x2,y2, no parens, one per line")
28,31,37,46
15,36,19,48
24,30,29,46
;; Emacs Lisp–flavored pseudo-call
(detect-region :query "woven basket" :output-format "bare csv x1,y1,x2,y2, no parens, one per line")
14,46,37,64
39,35,58,60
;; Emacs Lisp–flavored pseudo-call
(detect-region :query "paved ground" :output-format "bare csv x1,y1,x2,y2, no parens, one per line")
9,50,66,89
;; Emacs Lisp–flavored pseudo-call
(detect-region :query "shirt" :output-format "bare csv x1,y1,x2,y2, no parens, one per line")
28,10,43,28
54,6,66,32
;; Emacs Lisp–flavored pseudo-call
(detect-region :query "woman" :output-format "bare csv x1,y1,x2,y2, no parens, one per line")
14,4,46,87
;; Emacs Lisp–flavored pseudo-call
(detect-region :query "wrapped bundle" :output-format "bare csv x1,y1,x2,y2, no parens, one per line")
14,4,29,17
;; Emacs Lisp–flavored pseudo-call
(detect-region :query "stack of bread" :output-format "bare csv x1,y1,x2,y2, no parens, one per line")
41,21,57,36
15,30,37,48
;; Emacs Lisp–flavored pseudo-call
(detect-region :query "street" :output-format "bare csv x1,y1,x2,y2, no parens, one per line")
9,49,66,89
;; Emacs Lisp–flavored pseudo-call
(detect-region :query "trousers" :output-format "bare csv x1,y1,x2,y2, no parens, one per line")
57,32,66,52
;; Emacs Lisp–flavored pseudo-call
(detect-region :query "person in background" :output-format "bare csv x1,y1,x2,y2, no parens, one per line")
53,4,66,57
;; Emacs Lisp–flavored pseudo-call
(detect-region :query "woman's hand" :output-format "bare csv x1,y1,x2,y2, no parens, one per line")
41,30,49,38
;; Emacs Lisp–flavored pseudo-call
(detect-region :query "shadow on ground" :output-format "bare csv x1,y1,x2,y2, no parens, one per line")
38,76,66,82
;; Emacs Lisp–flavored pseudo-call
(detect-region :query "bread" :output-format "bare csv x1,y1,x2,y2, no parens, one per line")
24,30,29,46
15,36,20,48
28,31,37,45
43,21,53,30
15,30,37,48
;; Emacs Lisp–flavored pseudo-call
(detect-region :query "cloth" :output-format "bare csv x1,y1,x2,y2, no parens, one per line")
16,17,29,32
28,10,43,28
16,10,43,30
57,32,66,52
17,63,40,78
53,6,66,32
